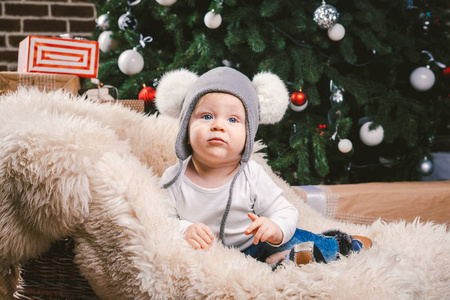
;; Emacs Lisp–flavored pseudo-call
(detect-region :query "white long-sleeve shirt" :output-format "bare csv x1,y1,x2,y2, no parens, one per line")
161,157,298,251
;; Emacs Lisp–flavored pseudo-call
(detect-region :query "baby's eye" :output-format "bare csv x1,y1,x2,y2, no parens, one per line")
228,117,237,123
202,115,212,120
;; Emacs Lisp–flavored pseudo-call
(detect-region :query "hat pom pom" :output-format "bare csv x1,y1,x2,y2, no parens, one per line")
252,72,289,124
155,69,198,118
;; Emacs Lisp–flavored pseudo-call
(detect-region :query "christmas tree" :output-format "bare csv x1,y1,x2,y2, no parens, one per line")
92,0,450,185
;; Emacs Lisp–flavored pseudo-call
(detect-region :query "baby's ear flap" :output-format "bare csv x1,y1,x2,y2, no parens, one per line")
252,72,290,124
155,69,199,118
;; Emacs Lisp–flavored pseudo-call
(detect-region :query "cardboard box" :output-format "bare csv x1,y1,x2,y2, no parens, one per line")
0,71,81,96
18,36,99,78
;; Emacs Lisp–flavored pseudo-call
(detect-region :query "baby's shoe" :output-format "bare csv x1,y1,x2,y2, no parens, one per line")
265,241,326,270
289,241,326,265
351,235,373,252
323,230,373,255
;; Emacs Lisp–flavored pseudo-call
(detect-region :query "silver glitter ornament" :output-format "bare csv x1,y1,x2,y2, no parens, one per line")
331,90,344,105
313,1,339,29
329,80,344,105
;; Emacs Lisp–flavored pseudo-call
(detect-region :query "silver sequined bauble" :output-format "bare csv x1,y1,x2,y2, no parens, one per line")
313,3,339,29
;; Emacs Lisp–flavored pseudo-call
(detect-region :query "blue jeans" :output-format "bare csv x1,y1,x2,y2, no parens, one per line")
243,228,339,263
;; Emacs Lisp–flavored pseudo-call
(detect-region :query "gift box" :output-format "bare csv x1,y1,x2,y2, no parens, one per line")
17,36,99,78
0,71,81,96
295,181,450,226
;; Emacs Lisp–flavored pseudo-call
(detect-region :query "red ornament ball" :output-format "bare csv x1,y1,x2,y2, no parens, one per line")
139,86,156,104
444,67,450,77
291,91,307,106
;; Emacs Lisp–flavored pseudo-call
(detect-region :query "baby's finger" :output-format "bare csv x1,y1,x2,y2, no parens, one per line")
198,229,213,246
259,227,273,243
204,226,215,242
187,238,201,250
194,236,210,250
254,225,270,244
245,224,259,235
245,218,262,235
247,212,259,221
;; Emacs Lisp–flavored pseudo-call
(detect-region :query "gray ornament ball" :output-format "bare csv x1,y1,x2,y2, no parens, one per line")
419,159,434,176
313,3,339,29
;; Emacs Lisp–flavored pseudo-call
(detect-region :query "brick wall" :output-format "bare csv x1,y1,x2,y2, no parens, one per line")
0,0,97,71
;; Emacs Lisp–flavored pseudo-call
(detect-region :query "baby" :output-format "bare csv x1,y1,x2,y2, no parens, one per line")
157,67,372,268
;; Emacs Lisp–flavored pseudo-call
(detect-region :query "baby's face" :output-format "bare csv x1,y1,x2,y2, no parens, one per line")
188,93,246,167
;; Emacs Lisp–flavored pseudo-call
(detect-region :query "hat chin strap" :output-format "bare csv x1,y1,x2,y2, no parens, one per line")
219,165,245,245
161,159,184,189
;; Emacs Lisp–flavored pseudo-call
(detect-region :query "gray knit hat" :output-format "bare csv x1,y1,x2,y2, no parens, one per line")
156,66,289,245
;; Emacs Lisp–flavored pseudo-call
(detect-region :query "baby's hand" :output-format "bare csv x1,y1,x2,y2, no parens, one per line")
185,223,214,250
245,213,283,245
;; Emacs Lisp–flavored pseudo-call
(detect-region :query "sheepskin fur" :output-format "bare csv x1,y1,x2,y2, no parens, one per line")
1,87,449,299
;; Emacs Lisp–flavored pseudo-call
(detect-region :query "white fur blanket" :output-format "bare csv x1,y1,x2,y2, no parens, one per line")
1,88,449,299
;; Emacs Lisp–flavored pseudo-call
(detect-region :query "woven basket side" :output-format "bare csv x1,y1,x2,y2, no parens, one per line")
14,238,100,300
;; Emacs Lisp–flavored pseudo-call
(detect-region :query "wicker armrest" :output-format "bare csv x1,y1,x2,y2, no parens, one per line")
14,238,99,300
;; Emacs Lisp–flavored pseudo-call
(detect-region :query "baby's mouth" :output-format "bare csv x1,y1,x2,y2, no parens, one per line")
208,137,226,144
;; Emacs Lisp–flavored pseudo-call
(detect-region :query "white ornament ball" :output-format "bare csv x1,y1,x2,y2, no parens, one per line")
410,66,435,91
155,0,177,6
118,49,144,75
338,139,353,153
420,159,434,176
204,11,222,29
359,121,384,146
96,14,109,30
289,100,308,112
328,23,346,41
98,31,116,53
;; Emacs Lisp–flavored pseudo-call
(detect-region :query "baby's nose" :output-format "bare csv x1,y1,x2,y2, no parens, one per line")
211,120,225,132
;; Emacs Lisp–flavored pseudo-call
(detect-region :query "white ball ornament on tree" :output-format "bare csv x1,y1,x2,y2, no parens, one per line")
155,0,177,6
410,66,436,91
204,11,222,29
98,31,117,53
96,14,109,30
118,48,144,75
359,121,384,146
338,139,353,153
289,101,308,112
328,23,346,41
419,157,434,176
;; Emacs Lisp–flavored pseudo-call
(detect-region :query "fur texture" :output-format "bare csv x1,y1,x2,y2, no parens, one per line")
252,72,289,124
0,88,449,299
155,68,198,119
